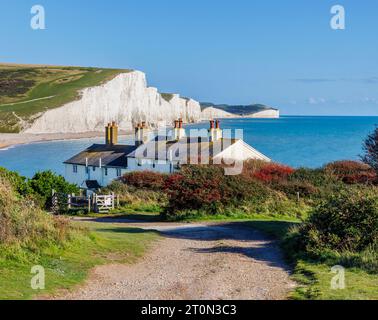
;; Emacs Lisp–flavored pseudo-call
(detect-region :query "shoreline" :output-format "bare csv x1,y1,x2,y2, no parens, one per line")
0,116,276,150
0,131,133,150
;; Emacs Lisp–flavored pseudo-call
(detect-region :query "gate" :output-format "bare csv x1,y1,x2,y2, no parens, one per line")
93,193,116,213
51,190,117,214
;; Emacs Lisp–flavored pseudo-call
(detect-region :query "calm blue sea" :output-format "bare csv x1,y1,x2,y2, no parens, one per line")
0,116,377,177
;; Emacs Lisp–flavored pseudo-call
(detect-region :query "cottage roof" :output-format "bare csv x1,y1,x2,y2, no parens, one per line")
64,144,138,168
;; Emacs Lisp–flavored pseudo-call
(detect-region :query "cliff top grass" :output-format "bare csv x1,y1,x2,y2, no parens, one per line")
200,102,278,114
0,63,132,133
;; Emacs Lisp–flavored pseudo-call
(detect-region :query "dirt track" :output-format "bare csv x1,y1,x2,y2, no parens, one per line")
54,221,295,300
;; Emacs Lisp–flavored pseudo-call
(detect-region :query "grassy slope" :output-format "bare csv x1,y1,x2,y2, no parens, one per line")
0,221,158,300
0,64,131,133
200,102,278,115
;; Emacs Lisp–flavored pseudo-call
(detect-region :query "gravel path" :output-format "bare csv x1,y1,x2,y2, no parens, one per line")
53,221,295,300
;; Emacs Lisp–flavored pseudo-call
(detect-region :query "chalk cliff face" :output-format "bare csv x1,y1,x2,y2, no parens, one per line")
246,109,280,118
25,71,203,134
201,107,238,119
201,107,280,119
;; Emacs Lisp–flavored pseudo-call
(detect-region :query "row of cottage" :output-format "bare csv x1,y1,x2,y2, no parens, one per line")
64,119,271,190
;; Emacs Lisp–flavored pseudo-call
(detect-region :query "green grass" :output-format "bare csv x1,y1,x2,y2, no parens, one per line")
76,211,162,222
161,93,174,102
0,64,131,132
291,261,378,300
0,221,158,300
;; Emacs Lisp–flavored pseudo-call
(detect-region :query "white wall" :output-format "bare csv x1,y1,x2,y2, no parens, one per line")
65,142,269,188
65,164,130,187
127,158,175,174
65,164,88,187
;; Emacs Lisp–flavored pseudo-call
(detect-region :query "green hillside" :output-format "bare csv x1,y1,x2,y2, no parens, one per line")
0,64,131,133
200,102,278,115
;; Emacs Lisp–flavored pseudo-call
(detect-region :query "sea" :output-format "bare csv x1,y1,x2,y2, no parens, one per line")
0,116,377,178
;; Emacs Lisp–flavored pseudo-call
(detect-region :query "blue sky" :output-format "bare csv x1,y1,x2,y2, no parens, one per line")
1,0,378,115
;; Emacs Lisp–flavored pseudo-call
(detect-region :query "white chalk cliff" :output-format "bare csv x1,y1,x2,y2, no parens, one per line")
201,107,279,119
24,70,280,134
201,107,238,119
25,71,203,134
246,109,280,118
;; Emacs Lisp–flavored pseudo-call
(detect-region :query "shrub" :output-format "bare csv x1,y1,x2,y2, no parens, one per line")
28,171,79,208
289,187,378,255
253,163,295,183
241,159,268,180
0,167,32,196
274,180,319,198
120,171,167,191
163,165,261,217
289,167,337,187
104,180,167,207
0,177,72,247
324,160,377,184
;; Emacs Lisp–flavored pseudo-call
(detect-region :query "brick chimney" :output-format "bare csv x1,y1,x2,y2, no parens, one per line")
173,118,186,140
209,119,222,141
105,122,118,145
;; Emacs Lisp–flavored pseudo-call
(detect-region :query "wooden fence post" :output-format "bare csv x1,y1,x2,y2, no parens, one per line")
88,195,91,213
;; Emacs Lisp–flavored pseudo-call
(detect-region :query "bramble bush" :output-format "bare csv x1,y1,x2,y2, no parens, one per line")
286,186,378,257
324,160,377,185
120,171,167,191
0,177,72,248
253,163,295,183
289,167,337,187
162,165,268,218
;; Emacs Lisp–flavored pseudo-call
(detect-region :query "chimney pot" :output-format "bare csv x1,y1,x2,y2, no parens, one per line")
109,121,118,145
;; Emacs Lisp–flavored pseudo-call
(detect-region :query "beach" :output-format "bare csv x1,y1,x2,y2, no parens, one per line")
0,130,131,150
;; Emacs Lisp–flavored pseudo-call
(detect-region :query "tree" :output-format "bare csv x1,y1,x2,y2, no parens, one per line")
28,171,79,208
361,126,378,172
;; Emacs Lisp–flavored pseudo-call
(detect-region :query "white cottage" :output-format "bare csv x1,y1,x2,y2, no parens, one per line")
64,120,270,189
